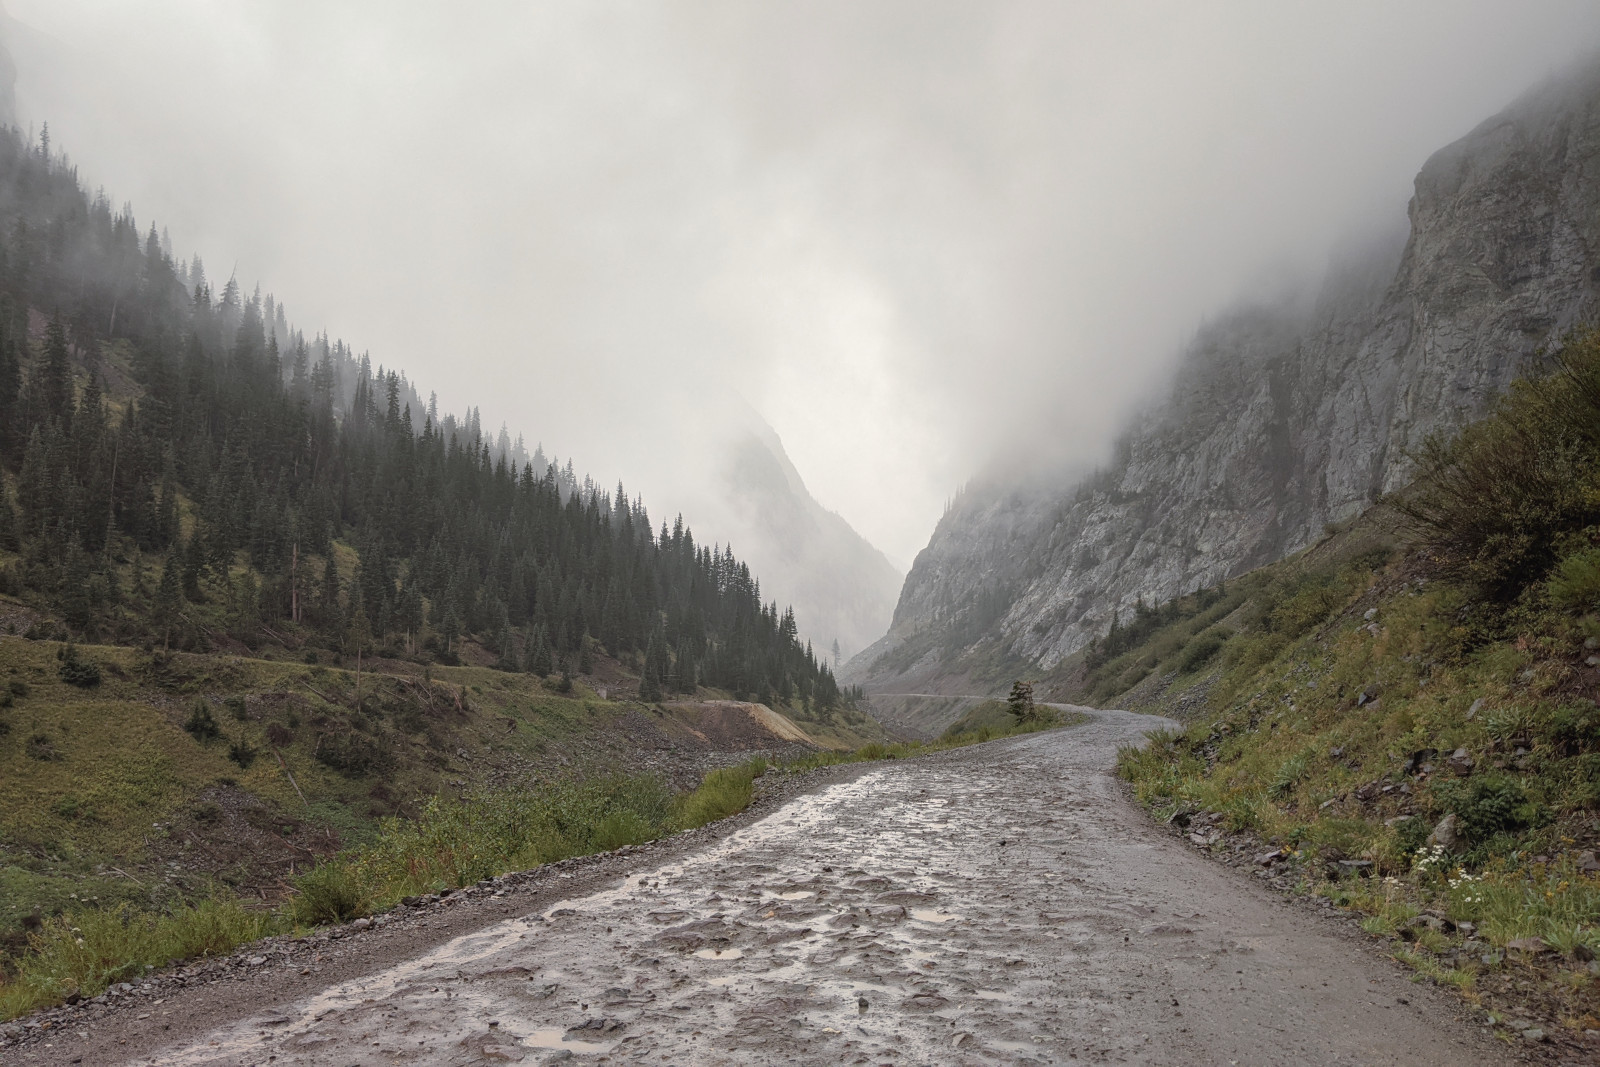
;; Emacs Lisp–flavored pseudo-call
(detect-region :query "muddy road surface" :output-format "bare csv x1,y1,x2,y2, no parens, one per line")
101,707,1506,1066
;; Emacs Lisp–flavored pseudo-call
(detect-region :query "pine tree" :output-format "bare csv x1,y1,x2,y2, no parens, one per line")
530,625,554,677
639,628,666,702
318,555,342,631
0,484,16,551
182,531,206,601
36,317,74,431
154,550,182,649
496,623,519,671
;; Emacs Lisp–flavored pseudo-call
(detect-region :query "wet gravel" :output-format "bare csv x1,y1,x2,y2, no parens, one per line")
13,708,1517,1065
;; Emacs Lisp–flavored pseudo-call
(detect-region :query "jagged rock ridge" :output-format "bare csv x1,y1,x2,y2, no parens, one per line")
854,57,1600,701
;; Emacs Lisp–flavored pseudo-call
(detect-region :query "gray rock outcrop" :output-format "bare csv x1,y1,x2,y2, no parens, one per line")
853,57,1600,709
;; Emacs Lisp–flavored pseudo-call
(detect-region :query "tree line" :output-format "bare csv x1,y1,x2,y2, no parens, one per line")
0,126,848,712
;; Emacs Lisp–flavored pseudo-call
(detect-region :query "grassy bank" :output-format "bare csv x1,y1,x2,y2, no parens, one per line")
0,708,1077,1020
1110,330,1600,1035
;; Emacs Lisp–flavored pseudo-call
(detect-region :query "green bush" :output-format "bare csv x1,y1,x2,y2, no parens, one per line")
56,644,101,688
1435,774,1544,842
1543,701,1600,756
1269,750,1311,798
1396,328,1600,600
226,737,258,769
1178,630,1227,673
287,865,367,926
183,700,220,742
1546,543,1600,612
315,731,389,778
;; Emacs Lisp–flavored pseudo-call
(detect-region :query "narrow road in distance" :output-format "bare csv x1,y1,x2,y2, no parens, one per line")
125,707,1506,1066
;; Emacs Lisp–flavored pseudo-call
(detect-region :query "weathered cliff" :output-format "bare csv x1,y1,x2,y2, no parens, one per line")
854,58,1600,717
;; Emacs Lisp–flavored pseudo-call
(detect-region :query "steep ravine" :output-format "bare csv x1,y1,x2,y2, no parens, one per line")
853,57,1600,715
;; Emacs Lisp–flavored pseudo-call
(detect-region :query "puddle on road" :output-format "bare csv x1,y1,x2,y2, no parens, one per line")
694,947,745,960
525,1027,615,1054
910,908,962,923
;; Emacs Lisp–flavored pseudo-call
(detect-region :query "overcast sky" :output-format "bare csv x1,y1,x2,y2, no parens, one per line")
6,1,1600,569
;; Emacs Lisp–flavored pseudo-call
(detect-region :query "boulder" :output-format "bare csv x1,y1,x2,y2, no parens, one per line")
1425,813,1461,851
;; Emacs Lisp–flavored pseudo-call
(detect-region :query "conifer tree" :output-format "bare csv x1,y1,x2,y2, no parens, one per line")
154,551,182,650
0,484,16,552
35,318,74,431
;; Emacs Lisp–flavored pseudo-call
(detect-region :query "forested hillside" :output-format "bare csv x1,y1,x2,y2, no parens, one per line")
0,126,851,717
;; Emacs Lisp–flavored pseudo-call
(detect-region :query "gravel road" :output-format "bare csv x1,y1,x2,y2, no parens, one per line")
75,706,1512,1065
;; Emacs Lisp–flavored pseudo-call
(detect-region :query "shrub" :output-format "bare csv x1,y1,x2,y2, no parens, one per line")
1435,774,1544,842
184,700,220,742
0,899,270,1020
1543,701,1600,756
1547,543,1600,612
56,644,101,688
226,737,258,769
1396,328,1600,600
286,865,366,926
591,810,654,851
1178,630,1227,673
315,731,388,778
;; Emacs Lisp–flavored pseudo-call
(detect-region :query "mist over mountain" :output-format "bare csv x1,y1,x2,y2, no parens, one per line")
714,412,901,663
853,54,1600,728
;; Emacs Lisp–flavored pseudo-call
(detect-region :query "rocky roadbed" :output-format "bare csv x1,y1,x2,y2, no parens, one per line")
1162,806,1600,1061
0,709,1542,1066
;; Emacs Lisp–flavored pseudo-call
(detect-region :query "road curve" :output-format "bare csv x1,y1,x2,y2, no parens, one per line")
126,706,1505,1066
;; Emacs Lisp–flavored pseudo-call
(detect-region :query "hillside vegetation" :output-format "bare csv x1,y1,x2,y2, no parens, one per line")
1104,329,1600,1032
0,123,891,1015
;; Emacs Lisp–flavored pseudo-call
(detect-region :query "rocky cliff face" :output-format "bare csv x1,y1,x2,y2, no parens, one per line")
854,59,1600,704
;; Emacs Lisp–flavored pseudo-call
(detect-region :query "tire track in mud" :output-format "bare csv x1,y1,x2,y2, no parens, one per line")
123,707,1509,1066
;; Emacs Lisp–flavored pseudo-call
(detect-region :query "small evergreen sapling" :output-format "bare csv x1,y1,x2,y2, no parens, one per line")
1007,679,1037,724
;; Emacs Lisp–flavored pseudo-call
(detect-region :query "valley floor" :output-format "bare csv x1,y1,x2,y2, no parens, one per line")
11,710,1519,1066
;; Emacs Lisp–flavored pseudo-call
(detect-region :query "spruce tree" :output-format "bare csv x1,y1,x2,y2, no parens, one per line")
36,318,74,431
154,551,182,649
0,484,16,551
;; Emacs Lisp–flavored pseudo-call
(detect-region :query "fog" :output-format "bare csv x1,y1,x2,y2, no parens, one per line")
5,1,1600,572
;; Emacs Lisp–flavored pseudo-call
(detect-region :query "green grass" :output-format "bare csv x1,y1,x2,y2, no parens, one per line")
1109,509,1600,1012
0,897,269,1019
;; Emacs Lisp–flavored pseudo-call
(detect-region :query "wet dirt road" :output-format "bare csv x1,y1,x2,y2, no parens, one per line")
133,707,1507,1066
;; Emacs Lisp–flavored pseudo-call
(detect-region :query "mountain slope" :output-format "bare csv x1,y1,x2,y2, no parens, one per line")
854,56,1600,726
716,414,902,665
